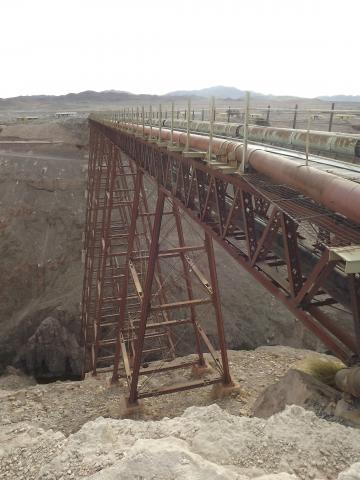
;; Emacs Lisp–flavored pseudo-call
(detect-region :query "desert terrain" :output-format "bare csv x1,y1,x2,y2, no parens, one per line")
0,109,330,379
1,94,360,480
1,346,360,480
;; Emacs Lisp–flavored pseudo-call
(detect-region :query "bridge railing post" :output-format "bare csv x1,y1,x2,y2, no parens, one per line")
266,104,271,124
240,90,250,173
208,96,215,163
305,114,312,166
159,103,162,141
292,104,298,129
170,101,174,145
142,105,145,137
185,98,191,151
149,104,153,139
328,102,335,132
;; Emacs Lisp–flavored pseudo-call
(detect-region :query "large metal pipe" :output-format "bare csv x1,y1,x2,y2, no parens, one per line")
248,151,360,225
132,124,246,163
111,121,360,225
163,119,360,159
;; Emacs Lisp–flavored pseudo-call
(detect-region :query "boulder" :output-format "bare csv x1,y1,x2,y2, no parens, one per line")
335,398,360,427
338,462,360,480
252,368,341,419
15,316,83,379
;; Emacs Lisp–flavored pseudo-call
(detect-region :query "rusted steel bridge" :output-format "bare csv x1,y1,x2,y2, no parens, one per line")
82,114,360,408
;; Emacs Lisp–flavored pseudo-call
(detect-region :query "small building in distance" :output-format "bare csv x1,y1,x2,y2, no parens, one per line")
16,116,39,122
55,112,77,118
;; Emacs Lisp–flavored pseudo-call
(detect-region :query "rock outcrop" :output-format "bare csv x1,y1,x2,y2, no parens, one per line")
252,368,342,419
0,139,86,375
15,316,83,379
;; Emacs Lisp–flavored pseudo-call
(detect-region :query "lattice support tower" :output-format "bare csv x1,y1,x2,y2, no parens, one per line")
87,117,360,368
81,125,236,405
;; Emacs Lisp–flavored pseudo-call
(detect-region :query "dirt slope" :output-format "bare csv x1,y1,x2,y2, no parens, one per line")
0,117,88,373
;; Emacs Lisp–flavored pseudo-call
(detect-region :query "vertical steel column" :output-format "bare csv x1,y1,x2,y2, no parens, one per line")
349,274,360,358
159,104,162,141
186,98,191,151
81,128,99,371
292,104,298,129
149,105,153,139
112,168,143,383
142,105,145,137
204,232,232,385
208,97,215,162
241,91,250,173
84,133,106,371
128,189,166,404
92,142,117,374
241,191,257,260
173,203,205,366
305,115,312,166
266,105,271,124
170,101,174,145
328,102,335,132
281,213,303,297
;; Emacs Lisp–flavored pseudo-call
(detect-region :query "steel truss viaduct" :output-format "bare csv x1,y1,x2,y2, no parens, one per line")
81,116,360,408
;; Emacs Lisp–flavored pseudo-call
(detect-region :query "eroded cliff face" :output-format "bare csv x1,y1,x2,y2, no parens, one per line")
0,117,88,376
14,316,82,379
0,116,321,379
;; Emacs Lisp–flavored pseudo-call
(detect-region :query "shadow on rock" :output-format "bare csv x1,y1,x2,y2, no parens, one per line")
14,316,83,381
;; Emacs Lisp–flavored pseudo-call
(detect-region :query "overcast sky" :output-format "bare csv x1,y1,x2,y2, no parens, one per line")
1,0,359,99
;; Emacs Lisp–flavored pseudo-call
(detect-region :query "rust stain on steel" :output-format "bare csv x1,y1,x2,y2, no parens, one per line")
82,126,235,402
131,124,360,225
164,120,360,158
248,151,360,225
89,119,360,366
332,135,360,156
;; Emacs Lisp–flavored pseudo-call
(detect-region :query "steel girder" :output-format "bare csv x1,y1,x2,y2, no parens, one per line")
88,119,360,367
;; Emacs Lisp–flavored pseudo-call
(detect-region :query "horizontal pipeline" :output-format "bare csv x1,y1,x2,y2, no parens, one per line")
162,119,360,159
105,121,360,225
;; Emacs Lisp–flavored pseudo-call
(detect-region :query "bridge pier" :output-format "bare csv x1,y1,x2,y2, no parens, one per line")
82,126,235,404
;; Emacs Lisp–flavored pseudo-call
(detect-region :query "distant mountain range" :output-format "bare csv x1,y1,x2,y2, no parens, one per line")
167,86,360,102
166,85,296,100
166,86,254,100
0,90,163,112
317,95,360,102
1,87,359,112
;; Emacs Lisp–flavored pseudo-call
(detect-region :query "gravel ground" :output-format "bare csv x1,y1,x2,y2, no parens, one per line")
1,346,359,480
0,346,318,434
